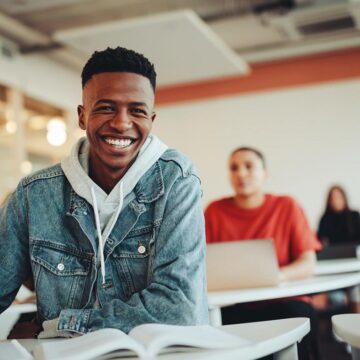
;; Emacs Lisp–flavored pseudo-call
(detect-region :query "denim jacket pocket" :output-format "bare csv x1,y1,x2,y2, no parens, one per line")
111,225,154,298
31,241,92,319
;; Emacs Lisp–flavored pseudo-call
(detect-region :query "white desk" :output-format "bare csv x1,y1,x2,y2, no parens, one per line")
0,285,36,339
316,258,360,275
0,304,37,340
16,318,309,360
208,271,360,326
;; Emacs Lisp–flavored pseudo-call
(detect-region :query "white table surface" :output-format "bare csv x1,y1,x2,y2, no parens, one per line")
3,303,37,314
316,258,360,275
208,272,360,310
208,258,360,311
0,304,37,340
16,318,309,360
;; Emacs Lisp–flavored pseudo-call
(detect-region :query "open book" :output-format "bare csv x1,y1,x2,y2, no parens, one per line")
33,323,252,359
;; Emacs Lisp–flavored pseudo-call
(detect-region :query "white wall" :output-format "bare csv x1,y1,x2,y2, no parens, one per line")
153,79,360,230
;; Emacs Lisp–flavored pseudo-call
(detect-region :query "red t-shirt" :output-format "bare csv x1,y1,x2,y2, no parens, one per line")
205,194,321,267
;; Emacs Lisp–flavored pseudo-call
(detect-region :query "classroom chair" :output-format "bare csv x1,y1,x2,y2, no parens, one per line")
332,313,360,360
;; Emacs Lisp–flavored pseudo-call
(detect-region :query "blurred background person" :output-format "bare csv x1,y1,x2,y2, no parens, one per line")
205,146,321,360
314,185,360,314
318,185,360,246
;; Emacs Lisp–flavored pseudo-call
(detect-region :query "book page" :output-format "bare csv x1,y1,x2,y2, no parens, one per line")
33,328,147,360
129,324,252,357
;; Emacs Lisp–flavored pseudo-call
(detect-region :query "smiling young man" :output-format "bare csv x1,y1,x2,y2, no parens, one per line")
205,147,321,360
0,47,208,338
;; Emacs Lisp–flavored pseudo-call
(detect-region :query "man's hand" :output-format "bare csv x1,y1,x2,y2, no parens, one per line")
7,319,42,339
38,318,76,339
279,250,317,281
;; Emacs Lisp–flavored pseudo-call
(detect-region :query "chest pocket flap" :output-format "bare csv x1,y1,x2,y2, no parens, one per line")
31,242,92,276
111,225,154,259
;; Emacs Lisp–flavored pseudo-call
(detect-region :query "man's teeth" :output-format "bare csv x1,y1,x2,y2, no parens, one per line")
105,138,132,148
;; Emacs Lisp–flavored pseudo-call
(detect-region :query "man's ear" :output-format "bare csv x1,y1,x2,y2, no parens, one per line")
78,105,86,130
151,111,156,122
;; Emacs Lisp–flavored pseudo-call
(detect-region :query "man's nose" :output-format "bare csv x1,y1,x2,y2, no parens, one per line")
237,166,247,177
110,109,132,130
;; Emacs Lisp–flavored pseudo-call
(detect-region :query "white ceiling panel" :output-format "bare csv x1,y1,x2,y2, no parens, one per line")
210,15,287,50
55,9,249,86
0,0,88,14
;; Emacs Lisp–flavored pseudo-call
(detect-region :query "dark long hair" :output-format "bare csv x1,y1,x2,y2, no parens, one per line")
325,185,357,238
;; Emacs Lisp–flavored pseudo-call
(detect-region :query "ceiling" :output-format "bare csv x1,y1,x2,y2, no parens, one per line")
0,0,360,86
55,10,249,86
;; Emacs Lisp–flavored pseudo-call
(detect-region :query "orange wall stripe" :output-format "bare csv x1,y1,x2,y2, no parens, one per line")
156,47,360,106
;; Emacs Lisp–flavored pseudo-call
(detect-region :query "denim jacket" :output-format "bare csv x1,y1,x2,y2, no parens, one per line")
0,149,208,334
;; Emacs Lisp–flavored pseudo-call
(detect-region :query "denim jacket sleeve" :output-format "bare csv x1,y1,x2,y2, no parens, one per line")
0,184,32,312
57,171,209,334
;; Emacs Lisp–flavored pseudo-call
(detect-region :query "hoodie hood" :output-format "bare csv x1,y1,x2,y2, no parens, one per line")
61,134,168,284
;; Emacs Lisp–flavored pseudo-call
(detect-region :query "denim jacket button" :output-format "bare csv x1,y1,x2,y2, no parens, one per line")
138,245,146,254
57,263,65,271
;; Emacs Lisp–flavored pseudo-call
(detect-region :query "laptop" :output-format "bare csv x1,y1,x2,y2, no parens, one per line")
206,239,280,291
316,243,360,260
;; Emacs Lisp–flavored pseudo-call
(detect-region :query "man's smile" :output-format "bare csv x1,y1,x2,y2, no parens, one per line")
103,136,135,149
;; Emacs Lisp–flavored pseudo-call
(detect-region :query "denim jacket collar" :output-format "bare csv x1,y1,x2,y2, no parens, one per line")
134,161,164,203
68,187,89,214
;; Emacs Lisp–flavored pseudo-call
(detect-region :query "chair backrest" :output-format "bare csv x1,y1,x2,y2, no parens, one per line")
332,313,360,356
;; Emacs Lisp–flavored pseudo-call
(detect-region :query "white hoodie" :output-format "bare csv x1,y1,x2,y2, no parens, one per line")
61,134,168,285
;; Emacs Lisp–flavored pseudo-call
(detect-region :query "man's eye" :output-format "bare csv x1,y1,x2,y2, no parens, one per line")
94,106,114,112
131,108,146,115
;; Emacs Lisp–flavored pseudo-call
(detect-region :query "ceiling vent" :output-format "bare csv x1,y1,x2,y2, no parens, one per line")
294,6,357,37
265,3,360,41
297,14,355,35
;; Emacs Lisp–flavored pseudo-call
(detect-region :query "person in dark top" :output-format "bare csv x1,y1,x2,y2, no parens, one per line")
318,185,360,245
315,186,360,313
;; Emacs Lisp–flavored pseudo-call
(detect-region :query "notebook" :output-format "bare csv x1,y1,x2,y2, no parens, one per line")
206,239,280,291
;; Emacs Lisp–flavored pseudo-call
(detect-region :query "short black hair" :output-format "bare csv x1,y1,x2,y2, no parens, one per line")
81,46,156,91
230,146,266,169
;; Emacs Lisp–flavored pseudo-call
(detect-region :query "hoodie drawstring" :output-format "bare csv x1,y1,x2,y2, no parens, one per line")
91,182,124,285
